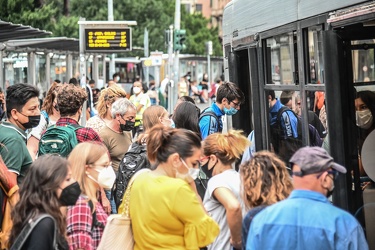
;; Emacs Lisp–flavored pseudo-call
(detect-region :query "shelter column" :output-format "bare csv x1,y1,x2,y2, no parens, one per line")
27,52,36,86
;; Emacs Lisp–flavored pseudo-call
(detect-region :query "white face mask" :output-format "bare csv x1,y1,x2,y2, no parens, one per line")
115,76,120,82
177,158,200,181
356,109,373,129
133,87,141,94
87,166,116,189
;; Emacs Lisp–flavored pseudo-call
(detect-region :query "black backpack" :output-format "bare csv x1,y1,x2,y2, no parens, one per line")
271,106,322,163
114,142,150,209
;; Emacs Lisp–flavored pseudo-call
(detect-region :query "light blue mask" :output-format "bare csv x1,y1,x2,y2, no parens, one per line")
224,107,238,115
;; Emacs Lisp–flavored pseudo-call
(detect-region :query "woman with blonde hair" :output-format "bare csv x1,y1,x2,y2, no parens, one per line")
201,130,249,250
240,151,292,249
86,85,127,133
27,82,61,159
124,125,219,249
67,142,116,249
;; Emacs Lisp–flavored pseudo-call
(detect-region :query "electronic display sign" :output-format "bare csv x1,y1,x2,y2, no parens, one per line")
84,28,131,52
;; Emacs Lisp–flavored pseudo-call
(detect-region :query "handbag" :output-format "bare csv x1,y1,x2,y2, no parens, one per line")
97,169,150,250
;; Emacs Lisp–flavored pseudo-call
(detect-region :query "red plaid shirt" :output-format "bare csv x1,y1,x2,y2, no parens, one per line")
67,196,108,250
56,118,102,143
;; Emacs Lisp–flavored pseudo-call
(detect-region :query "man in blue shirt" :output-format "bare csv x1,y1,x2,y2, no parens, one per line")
246,146,369,250
199,82,244,139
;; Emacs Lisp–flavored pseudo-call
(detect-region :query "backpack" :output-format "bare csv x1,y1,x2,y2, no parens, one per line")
0,157,19,250
114,142,150,209
199,108,222,133
38,124,82,157
271,106,323,163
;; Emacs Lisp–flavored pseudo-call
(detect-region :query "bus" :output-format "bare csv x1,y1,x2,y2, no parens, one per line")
107,54,223,93
222,0,375,245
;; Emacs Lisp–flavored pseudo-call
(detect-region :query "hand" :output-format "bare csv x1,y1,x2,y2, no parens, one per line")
230,238,242,250
100,188,112,215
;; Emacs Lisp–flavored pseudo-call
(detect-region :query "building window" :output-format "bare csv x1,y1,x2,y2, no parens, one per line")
196,4,202,13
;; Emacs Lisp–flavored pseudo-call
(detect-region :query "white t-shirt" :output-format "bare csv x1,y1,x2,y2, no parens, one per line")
203,169,245,250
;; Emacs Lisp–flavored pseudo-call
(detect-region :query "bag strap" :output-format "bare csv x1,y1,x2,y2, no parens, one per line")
121,169,151,217
10,214,57,250
88,200,105,230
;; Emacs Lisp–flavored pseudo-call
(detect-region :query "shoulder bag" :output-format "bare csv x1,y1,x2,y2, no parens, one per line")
97,169,150,250
10,214,58,250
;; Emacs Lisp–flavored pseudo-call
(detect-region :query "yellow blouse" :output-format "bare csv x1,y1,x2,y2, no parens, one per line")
128,172,219,250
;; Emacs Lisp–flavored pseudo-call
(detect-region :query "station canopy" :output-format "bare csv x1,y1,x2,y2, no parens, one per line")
0,20,51,42
4,37,79,54
0,20,79,53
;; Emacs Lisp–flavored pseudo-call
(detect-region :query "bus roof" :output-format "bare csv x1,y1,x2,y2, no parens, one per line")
223,0,368,47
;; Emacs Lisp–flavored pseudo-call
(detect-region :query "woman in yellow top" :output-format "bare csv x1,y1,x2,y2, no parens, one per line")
127,124,220,249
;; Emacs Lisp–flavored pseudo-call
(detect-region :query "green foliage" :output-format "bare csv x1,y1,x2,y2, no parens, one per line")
0,0,222,56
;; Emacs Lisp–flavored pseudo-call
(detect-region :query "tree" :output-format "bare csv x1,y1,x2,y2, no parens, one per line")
0,0,222,56
181,12,222,56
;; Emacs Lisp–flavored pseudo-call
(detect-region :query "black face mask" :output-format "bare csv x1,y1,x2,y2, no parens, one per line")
19,113,41,129
120,120,135,132
59,181,81,206
201,160,218,179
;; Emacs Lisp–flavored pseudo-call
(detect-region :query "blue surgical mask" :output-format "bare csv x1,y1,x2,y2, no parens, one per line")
170,119,175,128
224,107,238,115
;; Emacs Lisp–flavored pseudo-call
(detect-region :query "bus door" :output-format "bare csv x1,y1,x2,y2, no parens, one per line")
324,15,375,248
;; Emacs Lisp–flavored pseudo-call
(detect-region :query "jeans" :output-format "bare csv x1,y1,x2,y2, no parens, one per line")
104,189,117,214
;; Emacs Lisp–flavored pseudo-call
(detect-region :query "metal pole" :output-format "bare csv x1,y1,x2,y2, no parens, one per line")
172,0,180,111
144,28,149,86
102,54,106,88
108,0,115,80
79,17,87,125
66,54,73,79
0,51,4,91
46,53,51,90
167,25,173,113
28,52,36,85
206,41,212,105
93,55,99,83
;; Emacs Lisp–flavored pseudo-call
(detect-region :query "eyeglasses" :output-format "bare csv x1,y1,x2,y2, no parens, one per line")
326,169,339,180
316,169,339,180
230,100,240,108
90,162,112,170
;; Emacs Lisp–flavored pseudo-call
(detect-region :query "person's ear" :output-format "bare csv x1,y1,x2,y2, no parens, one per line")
170,153,181,169
320,172,331,189
10,109,19,120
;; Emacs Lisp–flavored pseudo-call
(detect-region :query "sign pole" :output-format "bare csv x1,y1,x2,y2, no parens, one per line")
172,0,181,112
79,17,87,126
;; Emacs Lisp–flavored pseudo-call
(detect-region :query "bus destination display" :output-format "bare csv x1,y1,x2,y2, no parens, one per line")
85,28,131,52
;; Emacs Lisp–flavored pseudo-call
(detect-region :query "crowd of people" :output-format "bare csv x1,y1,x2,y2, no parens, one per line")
0,74,371,250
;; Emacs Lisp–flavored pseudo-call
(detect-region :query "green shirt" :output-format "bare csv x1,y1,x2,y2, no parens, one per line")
0,122,32,184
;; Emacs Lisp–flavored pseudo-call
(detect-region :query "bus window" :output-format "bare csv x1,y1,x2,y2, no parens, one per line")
265,32,298,85
307,26,324,84
352,40,375,84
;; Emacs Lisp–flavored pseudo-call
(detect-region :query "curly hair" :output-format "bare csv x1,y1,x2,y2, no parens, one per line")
240,151,293,209
97,85,127,118
203,130,249,165
42,82,62,115
57,84,87,117
9,155,69,246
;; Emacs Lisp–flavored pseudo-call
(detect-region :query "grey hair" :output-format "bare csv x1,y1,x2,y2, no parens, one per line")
111,98,136,118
